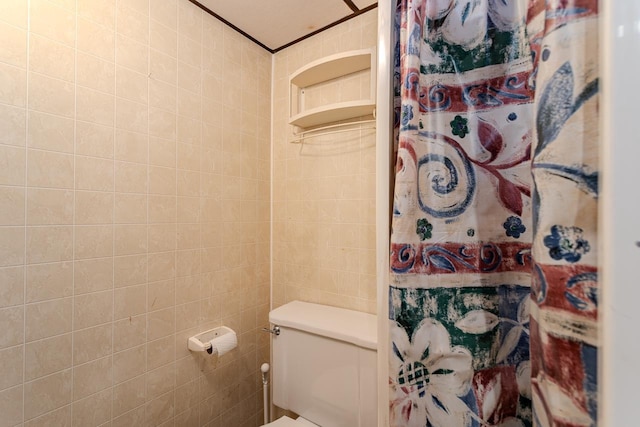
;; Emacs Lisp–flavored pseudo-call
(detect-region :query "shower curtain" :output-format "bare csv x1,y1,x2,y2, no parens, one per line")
388,1,599,426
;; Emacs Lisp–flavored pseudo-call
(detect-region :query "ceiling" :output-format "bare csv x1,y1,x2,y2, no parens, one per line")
189,0,378,53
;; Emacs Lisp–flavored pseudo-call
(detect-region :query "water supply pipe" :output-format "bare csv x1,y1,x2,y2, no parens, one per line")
261,363,270,424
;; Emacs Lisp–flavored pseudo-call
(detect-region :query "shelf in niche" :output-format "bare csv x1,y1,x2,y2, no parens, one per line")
289,48,376,130
289,100,375,128
290,49,373,87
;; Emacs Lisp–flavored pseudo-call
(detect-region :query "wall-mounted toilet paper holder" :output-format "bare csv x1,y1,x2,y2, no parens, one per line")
188,326,235,354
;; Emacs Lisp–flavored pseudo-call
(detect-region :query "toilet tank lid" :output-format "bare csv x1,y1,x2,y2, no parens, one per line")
269,301,377,350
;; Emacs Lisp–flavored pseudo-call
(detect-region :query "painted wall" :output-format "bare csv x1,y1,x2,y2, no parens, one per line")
375,2,393,424
0,0,271,426
601,2,640,426
271,9,378,315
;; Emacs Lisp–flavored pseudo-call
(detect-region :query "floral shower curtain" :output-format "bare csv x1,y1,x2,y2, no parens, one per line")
389,1,599,426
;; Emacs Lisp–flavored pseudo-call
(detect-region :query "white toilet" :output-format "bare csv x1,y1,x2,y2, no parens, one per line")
262,301,378,427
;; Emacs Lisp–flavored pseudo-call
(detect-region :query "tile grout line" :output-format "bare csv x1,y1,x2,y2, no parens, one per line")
111,0,119,423
145,0,152,422
22,0,31,424
70,0,79,422
199,3,205,395
172,2,179,423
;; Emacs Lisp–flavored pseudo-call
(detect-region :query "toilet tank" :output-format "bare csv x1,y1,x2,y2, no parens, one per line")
269,301,377,427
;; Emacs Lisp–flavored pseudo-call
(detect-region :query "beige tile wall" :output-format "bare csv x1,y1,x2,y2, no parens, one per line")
272,10,378,314
0,0,271,426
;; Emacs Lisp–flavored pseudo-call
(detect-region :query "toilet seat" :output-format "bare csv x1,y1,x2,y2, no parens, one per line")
261,416,319,427
261,416,299,427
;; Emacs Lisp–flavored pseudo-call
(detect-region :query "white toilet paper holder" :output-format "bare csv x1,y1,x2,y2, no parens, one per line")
188,326,235,354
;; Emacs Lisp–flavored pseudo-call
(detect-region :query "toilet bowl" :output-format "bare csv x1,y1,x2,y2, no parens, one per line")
262,415,319,426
